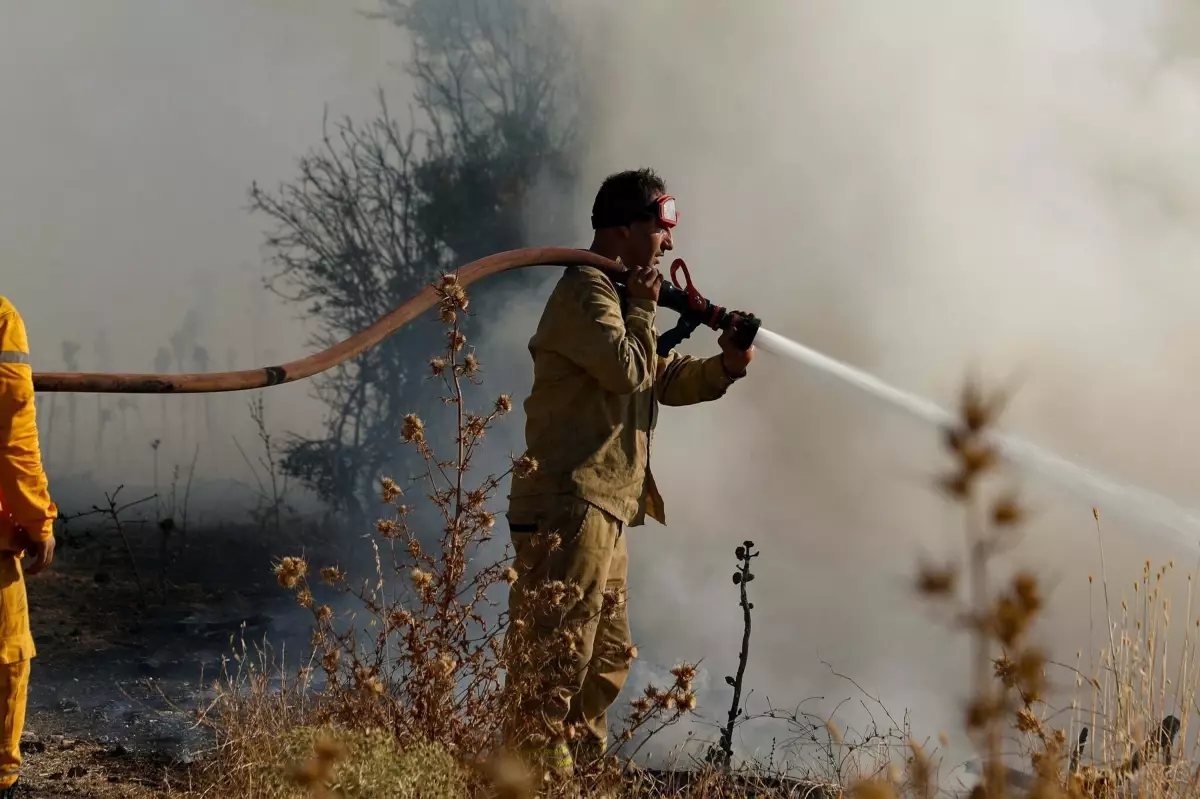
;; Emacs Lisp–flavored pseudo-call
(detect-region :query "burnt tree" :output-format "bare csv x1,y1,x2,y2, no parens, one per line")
249,0,582,520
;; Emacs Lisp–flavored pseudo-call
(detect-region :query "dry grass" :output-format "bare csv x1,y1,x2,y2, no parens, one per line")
169,274,1200,798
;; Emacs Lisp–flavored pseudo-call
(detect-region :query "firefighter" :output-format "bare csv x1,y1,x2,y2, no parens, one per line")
0,295,57,797
503,168,753,775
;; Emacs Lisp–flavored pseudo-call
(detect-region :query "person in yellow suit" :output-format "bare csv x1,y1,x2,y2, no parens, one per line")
0,296,57,797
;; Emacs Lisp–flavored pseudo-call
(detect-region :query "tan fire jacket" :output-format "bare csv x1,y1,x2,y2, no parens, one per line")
507,264,739,527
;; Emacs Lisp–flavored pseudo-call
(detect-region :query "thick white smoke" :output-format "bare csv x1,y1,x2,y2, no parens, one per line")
520,0,1200,776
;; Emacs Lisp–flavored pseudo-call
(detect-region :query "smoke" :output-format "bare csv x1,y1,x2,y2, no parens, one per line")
3,0,409,514
520,0,1200,774
12,0,1200,779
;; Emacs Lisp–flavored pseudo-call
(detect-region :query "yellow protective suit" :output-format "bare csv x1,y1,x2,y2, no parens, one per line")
0,296,54,789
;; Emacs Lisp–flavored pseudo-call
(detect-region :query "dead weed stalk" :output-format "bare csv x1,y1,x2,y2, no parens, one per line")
200,274,699,797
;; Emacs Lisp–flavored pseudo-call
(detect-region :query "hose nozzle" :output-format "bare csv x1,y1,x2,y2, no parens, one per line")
634,258,760,356
727,311,761,351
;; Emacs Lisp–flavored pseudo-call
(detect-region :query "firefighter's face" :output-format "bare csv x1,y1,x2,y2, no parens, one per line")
621,193,674,269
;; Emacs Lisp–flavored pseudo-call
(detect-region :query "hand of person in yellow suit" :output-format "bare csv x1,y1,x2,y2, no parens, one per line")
12,525,53,576
23,535,53,576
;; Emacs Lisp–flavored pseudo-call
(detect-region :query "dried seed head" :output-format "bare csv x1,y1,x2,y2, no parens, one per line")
376,519,401,538
435,653,457,677
559,628,578,653
437,274,469,309
670,663,698,689
601,589,624,619
379,476,402,503
512,455,538,479
320,566,345,585
992,493,1023,526
401,413,425,443
274,556,308,589
678,692,698,712
430,357,447,376
495,394,513,414
407,539,422,559
410,567,433,589
994,654,1017,687
992,597,1032,647
959,442,996,474
448,330,467,352
1013,572,1041,614
465,488,487,510
387,609,414,631
315,605,333,623
321,648,340,674
959,380,994,432
536,579,570,608
296,587,314,609
917,562,957,596
462,352,479,375
504,567,519,584
624,644,639,662
1016,706,1041,733
937,470,972,500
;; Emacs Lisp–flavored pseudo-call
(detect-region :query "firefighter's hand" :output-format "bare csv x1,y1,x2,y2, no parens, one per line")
627,266,663,303
24,535,54,576
718,313,754,378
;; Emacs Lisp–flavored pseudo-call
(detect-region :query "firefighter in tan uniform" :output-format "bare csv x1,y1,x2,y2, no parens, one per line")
0,296,57,797
503,169,753,775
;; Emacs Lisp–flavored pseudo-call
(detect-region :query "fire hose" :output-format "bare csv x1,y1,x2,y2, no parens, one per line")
31,246,760,395
30,244,1200,551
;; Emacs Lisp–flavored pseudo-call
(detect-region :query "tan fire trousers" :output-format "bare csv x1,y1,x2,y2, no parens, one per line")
503,497,632,755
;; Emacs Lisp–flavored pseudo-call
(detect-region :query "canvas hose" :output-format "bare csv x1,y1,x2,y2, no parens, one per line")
31,247,759,394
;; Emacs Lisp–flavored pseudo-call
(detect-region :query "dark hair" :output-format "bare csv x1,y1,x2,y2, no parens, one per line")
590,168,667,229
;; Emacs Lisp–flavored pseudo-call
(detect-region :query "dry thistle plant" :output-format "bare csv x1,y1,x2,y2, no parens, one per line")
238,273,705,797
267,273,528,758
842,379,1070,799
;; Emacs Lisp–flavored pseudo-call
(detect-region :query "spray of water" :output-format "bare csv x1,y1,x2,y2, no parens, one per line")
755,327,1200,553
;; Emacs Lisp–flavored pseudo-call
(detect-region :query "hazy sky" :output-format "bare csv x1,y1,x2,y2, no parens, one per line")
9,0,1200,783
2,0,407,487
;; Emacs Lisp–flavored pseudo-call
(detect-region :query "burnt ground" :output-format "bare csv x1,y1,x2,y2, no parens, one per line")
14,510,339,798
7,517,845,799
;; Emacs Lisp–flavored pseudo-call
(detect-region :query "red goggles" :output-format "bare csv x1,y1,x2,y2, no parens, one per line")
654,195,679,228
